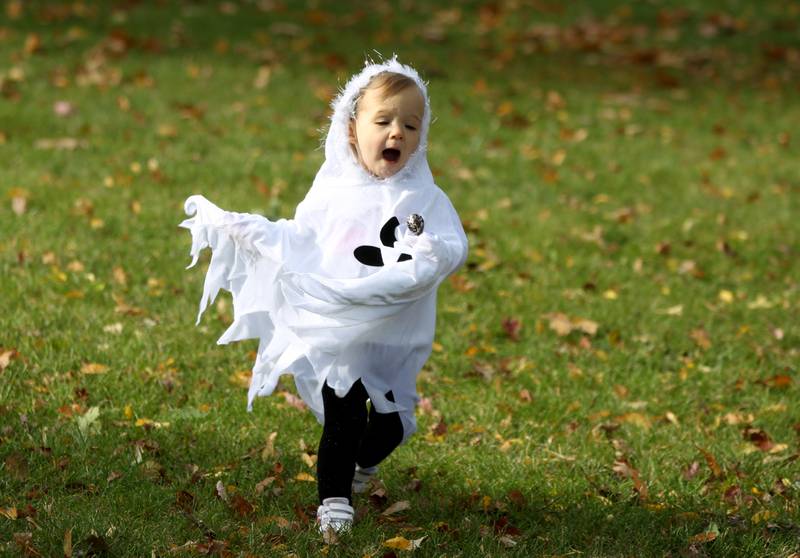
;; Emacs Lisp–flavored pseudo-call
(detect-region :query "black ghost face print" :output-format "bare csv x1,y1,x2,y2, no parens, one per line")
353,216,413,267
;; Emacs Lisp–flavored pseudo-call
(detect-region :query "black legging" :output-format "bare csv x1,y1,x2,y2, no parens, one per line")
317,379,404,503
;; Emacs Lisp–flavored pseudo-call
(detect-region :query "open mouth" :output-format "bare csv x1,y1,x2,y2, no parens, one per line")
382,148,400,162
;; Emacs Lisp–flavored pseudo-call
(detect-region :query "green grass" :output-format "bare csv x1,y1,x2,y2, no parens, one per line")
2,1,799,556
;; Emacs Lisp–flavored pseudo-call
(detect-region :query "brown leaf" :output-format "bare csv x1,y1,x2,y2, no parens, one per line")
697,447,723,478
612,458,648,500
682,461,700,480
230,494,255,517
689,530,717,544
723,485,741,504
758,374,792,389
82,534,110,556
0,348,19,372
254,476,275,494
507,489,526,508
545,312,573,336
63,528,72,558
743,427,774,452
5,452,29,480
175,490,194,513
543,312,598,336
261,431,278,461
501,317,521,341
280,391,307,411
690,328,711,350
381,500,410,516
13,532,41,557
112,266,127,286
470,361,495,382
431,417,447,436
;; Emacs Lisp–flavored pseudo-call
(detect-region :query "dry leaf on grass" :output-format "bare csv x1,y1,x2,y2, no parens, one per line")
381,500,411,516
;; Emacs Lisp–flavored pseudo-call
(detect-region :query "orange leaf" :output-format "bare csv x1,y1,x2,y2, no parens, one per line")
81,363,108,375
384,536,412,550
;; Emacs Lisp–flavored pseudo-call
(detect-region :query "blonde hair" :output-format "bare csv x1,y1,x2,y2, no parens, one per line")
351,72,419,116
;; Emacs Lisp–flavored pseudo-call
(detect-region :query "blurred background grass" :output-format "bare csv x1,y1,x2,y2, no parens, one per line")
1,1,799,556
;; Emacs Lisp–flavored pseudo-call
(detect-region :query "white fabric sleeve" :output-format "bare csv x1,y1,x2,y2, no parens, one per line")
282,202,468,310
180,194,315,323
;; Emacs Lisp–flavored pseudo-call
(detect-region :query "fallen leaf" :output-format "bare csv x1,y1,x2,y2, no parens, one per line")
295,472,315,482
690,328,711,350
658,304,683,316
501,317,522,341
76,406,101,437
0,348,19,372
689,522,719,543
254,476,275,494
0,507,18,520
759,374,792,389
261,431,278,461
543,312,598,336
215,481,229,504
431,417,447,436
80,363,108,375
112,266,127,286
612,457,648,500
498,534,518,548
103,323,123,334
383,535,424,550
64,529,73,558
229,370,251,388
682,461,700,480
280,391,307,410
381,500,411,516
53,101,75,117
752,510,777,524
697,447,723,478
13,532,41,557
34,137,88,150
617,412,652,429
230,494,254,517
744,427,774,451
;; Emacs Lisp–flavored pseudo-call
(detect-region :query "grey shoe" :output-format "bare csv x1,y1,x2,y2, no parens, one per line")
352,465,378,494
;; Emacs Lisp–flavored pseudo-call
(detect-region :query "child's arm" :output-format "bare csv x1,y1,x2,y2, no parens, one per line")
282,195,467,311
181,195,316,323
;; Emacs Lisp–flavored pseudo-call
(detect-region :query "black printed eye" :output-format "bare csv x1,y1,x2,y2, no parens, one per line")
353,217,413,268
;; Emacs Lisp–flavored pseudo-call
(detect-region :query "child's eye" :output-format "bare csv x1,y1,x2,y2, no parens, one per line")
405,125,417,131
376,121,388,126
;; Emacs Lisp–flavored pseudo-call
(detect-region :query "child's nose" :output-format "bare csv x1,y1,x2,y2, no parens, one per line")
389,121,403,139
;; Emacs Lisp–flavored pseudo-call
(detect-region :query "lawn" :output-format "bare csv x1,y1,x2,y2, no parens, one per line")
1,1,799,556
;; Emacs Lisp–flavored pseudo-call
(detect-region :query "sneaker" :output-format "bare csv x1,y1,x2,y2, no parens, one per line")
317,497,354,537
352,465,378,494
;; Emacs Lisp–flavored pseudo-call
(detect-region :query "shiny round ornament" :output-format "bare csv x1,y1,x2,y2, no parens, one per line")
406,214,424,235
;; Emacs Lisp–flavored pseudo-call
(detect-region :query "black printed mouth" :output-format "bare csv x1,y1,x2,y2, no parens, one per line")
382,148,400,162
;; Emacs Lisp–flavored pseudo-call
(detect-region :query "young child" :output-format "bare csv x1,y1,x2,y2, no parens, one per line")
181,57,468,535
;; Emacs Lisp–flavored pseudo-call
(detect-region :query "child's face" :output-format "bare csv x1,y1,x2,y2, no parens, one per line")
349,85,425,179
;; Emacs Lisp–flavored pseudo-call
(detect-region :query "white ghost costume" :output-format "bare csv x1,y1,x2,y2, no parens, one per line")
181,58,468,441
